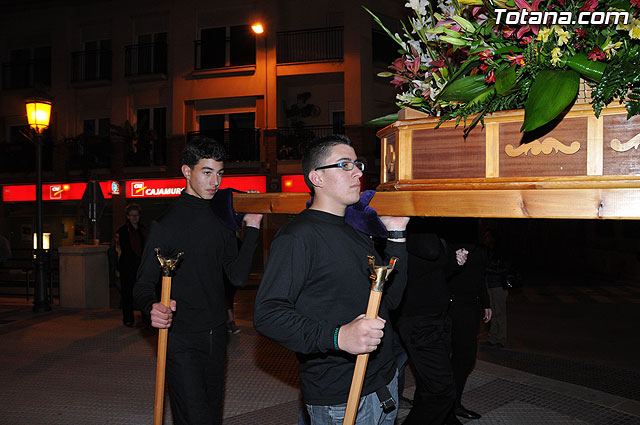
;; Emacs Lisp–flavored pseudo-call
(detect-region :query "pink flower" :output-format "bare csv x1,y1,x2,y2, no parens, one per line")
579,0,598,12
429,57,446,68
485,70,495,83
478,49,493,61
513,0,542,38
389,57,406,73
391,75,409,88
506,51,526,67
502,27,517,38
588,46,606,61
480,63,489,71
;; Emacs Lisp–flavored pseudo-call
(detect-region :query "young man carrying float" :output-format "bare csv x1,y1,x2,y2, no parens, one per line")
254,134,409,425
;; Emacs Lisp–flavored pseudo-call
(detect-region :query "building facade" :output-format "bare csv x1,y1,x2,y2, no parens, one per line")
0,0,404,253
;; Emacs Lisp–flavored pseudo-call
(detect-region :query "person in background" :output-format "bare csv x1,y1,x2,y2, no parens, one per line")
396,219,467,425
448,239,492,421
0,233,11,264
134,136,263,425
116,203,147,327
481,221,509,349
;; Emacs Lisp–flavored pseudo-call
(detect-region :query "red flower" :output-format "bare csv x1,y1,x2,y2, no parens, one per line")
506,51,526,67
480,63,489,71
631,0,640,7
485,70,495,83
574,28,586,38
588,46,606,61
580,0,598,12
478,49,493,61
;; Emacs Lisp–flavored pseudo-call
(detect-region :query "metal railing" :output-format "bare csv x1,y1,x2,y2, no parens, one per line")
0,249,57,301
276,27,343,64
124,41,167,76
1,59,51,89
71,49,112,82
276,125,344,160
187,129,260,162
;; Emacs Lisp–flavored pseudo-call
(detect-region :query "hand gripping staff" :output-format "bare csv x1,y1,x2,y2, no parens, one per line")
154,248,183,425
343,255,398,425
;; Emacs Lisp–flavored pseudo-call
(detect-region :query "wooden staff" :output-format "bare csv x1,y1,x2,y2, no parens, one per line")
154,248,183,425
343,256,398,425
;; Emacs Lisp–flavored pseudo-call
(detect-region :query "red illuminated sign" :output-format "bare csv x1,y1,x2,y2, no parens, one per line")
2,182,115,202
125,176,267,198
281,175,310,193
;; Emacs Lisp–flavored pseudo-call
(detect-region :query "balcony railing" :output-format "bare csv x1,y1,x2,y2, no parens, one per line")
125,41,167,77
1,59,51,89
276,125,344,160
71,49,112,82
68,135,112,170
276,27,343,64
187,129,260,162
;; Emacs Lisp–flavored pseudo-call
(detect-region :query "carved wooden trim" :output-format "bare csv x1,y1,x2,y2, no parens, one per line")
505,138,581,157
610,133,640,152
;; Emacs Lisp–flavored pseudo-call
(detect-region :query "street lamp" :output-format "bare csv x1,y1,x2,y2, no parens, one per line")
25,95,52,312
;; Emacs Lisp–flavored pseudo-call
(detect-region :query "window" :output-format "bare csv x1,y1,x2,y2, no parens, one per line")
72,40,111,82
2,46,51,89
128,106,167,166
197,25,255,69
82,118,111,136
197,112,258,161
126,33,167,76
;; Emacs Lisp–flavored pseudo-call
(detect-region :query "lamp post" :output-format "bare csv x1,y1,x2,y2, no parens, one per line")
252,22,267,161
25,95,52,312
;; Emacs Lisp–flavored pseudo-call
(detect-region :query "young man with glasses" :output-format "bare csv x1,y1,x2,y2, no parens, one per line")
254,134,409,424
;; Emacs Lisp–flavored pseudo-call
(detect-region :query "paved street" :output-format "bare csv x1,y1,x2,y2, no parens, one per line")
0,280,639,424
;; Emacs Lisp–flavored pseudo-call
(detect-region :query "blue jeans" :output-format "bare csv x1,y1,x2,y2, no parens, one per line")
305,369,398,425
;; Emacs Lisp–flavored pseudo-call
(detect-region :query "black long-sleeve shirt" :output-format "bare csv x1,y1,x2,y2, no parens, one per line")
448,243,490,308
253,209,407,405
134,192,259,333
399,232,458,316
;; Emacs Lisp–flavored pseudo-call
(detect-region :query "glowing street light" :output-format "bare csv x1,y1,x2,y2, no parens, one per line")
25,94,53,312
251,23,264,34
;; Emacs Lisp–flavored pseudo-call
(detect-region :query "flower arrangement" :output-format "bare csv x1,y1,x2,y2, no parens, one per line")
367,0,640,136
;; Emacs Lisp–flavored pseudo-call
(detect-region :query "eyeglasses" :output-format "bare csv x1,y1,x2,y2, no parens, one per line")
315,160,365,172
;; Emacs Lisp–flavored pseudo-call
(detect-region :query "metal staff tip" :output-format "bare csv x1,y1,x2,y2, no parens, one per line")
368,256,399,292
155,248,184,277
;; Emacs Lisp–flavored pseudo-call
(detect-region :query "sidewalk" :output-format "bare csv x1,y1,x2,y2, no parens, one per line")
0,299,639,424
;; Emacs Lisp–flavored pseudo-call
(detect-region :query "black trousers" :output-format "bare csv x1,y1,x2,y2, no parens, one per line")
166,324,227,425
119,269,136,324
396,314,456,425
449,299,482,404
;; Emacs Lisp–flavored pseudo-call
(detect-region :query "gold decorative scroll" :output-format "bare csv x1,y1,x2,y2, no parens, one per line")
610,133,640,152
505,138,581,157
385,143,396,174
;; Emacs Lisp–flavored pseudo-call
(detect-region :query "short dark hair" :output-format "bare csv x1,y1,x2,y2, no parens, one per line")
302,134,353,193
182,136,227,168
125,203,141,216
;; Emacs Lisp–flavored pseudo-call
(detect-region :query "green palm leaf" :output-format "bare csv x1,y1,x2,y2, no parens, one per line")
521,70,580,133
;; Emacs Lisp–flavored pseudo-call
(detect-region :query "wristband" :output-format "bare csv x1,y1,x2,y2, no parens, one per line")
387,230,406,239
333,326,340,350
